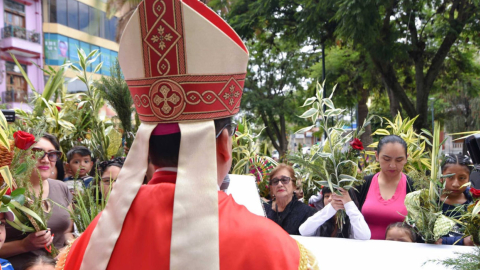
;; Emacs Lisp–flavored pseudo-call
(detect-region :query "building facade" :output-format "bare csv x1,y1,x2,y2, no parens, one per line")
43,0,119,93
0,0,44,110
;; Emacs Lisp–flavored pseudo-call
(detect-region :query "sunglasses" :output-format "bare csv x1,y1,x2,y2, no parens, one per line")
31,148,63,162
270,176,291,186
216,123,238,138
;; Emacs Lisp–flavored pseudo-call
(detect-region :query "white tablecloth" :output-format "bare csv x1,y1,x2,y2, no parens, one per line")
292,235,474,270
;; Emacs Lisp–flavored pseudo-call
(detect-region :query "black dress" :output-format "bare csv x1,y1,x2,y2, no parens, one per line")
264,195,316,235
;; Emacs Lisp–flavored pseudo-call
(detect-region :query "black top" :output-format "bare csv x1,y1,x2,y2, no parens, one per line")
355,173,415,211
470,165,480,189
264,195,316,235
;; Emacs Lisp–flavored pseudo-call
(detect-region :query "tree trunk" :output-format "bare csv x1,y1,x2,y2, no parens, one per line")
384,80,401,118
357,87,372,150
115,7,137,43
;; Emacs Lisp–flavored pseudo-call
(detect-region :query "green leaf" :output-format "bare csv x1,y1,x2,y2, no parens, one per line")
0,128,10,149
9,54,36,91
372,129,390,136
10,201,46,228
10,188,25,198
324,98,335,109
93,62,103,74
0,166,13,189
7,219,35,233
302,97,317,107
299,108,318,119
295,125,314,134
14,163,27,175
11,193,25,206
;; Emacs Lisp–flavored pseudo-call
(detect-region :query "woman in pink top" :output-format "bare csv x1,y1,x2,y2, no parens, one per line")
356,135,414,240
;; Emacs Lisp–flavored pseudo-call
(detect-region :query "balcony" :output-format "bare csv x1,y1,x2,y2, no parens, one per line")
0,25,42,58
1,89,31,104
2,25,40,44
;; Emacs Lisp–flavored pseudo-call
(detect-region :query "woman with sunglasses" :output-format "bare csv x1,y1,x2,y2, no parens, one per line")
97,157,125,199
264,164,316,235
0,134,74,269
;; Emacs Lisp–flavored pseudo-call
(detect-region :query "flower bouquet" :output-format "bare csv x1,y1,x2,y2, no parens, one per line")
290,82,372,230
404,121,457,243
456,187,480,245
0,113,59,257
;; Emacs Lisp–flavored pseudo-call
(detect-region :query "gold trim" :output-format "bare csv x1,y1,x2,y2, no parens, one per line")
296,240,319,270
55,239,75,270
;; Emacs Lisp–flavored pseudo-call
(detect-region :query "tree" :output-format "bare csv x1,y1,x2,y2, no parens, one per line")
242,40,313,158
334,0,480,130
309,45,383,147
105,0,141,42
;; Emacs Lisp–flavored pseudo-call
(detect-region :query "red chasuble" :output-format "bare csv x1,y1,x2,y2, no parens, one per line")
61,171,303,269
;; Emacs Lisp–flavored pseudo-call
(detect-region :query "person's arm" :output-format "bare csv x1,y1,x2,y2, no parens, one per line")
344,201,371,240
299,204,337,236
0,230,53,258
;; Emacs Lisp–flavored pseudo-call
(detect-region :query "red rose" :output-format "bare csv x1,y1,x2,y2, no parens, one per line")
350,138,364,151
470,187,480,198
5,188,11,196
56,106,61,112
13,131,36,150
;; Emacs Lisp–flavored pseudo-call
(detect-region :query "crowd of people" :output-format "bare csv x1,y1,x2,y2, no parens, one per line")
263,135,477,247
0,133,131,269
0,129,475,269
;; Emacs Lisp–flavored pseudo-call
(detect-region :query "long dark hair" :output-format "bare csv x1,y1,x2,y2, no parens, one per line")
315,186,359,238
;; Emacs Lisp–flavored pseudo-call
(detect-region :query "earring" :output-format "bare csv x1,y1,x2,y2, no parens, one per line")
52,171,54,175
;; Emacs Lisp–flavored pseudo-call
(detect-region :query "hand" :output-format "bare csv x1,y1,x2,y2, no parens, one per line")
22,229,53,252
464,236,474,246
330,199,344,211
332,188,352,204
434,238,443,245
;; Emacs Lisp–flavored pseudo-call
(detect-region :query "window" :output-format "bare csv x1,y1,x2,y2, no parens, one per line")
48,0,57,23
56,0,67,26
108,17,117,41
99,12,106,39
4,0,25,28
4,0,25,14
67,0,79,30
78,2,89,32
5,62,28,102
88,6,100,36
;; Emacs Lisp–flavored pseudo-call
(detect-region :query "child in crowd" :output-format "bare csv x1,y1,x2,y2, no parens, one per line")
22,256,55,270
0,210,16,270
437,154,474,245
385,222,416,242
294,180,304,201
299,186,371,240
64,146,94,188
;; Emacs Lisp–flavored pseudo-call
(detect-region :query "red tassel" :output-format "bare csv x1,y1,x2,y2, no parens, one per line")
44,233,54,253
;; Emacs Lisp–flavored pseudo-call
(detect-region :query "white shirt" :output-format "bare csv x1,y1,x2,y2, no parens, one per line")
299,201,371,240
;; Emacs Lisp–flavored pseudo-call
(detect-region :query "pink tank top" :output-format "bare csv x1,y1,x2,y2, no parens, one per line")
362,173,408,240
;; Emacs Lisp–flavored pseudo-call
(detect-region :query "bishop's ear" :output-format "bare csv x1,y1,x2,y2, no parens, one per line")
216,129,232,162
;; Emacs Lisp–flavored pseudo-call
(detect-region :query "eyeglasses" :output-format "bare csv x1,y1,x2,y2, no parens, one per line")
216,123,238,138
270,176,291,186
31,148,63,162
101,177,117,184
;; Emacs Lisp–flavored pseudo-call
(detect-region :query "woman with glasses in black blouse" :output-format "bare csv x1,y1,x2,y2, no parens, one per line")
264,164,316,235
